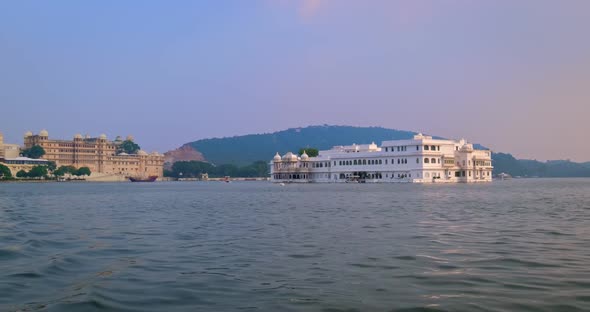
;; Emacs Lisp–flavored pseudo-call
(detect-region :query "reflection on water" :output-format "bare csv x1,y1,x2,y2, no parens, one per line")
1,179,589,311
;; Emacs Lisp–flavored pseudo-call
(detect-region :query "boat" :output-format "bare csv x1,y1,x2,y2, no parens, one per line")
223,176,231,183
128,175,158,182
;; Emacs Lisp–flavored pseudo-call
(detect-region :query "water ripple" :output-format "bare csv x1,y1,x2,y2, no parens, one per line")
0,179,589,311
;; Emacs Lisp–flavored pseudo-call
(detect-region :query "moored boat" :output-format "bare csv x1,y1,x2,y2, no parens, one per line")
129,176,158,182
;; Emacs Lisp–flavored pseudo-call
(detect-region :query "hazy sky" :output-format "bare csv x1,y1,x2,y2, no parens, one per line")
1,1,589,161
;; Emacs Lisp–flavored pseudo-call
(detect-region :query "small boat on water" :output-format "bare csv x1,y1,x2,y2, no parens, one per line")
128,176,158,182
223,176,231,183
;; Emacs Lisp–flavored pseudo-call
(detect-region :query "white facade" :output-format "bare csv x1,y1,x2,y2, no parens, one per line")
270,133,493,183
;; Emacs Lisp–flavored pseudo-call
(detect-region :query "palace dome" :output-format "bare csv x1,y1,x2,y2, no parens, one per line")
300,151,309,160
25,131,33,137
273,152,281,162
74,133,82,139
39,129,48,137
460,144,473,152
282,152,298,162
99,134,107,140
137,150,148,156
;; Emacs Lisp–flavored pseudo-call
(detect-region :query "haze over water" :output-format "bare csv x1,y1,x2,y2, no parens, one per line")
1,179,589,311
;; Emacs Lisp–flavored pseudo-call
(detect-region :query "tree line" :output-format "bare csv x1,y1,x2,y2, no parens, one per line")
165,160,269,178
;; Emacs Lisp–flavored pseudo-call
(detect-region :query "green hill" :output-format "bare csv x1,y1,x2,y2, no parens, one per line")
187,125,416,166
491,153,590,177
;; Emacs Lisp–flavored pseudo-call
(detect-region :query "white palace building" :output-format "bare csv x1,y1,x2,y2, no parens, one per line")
270,133,493,183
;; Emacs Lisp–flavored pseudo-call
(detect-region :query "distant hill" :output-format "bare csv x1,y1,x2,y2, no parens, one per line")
493,153,590,177
167,125,589,177
185,125,416,166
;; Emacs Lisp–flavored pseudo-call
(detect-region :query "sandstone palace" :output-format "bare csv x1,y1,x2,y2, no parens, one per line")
0,130,164,179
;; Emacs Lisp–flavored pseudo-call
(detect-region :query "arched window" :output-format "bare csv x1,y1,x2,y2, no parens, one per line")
431,158,436,164
363,159,366,165
424,145,429,150
353,160,357,165
424,158,429,163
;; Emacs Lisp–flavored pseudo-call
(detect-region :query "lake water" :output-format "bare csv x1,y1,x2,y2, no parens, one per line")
1,179,589,311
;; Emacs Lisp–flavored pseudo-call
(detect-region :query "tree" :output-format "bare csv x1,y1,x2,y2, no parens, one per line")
117,140,141,154
21,145,46,159
75,167,91,176
0,164,12,179
16,170,28,178
55,165,77,177
28,166,48,178
299,148,319,157
46,161,57,172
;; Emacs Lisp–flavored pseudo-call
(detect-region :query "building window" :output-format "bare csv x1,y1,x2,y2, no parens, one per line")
424,158,429,163
416,145,419,151
416,158,419,163
424,145,429,151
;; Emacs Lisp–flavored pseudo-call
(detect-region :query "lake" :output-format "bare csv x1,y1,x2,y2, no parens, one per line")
1,179,589,311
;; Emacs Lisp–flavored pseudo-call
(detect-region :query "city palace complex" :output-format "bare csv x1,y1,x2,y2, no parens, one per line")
0,130,164,180
271,133,493,183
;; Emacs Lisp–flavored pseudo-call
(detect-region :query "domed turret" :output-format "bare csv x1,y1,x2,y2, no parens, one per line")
74,133,82,139
24,131,33,137
137,150,148,156
99,134,107,140
460,144,473,152
39,129,48,137
151,151,160,156
300,151,309,160
282,152,298,162
273,152,281,162
126,135,134,141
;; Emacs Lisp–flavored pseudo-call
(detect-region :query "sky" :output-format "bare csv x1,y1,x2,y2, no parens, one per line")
1,0,589,161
